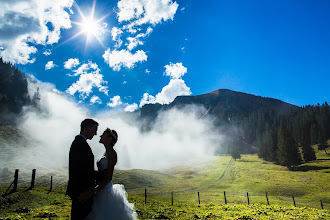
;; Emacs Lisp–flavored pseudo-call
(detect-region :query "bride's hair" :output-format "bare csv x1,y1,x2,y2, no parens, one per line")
105,128,118,146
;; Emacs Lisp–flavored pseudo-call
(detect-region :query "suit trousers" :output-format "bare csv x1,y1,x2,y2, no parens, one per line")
71,197,93,220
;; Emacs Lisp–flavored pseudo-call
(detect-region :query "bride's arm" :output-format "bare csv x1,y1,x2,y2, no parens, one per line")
78,151,117,202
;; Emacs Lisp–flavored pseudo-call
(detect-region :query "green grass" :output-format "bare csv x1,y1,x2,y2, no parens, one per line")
131,195,330,219
0,186,71,219
0,189,329,219
0,147,329,219
113,156,232,195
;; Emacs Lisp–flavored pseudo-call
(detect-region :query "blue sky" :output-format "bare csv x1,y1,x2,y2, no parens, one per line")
1,0,330,113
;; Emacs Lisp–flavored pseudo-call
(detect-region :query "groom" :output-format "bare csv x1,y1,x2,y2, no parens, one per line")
66,118,99,220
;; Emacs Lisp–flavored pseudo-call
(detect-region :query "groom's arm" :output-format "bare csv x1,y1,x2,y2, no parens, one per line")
78,152,117,203
69,141,94,195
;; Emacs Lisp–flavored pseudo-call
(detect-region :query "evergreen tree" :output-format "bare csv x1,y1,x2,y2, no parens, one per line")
318,139,329,155
301,121,316,162
0,58,33,124
301,143,316,162
31,87,41,107
277,123,301,168
230,140,241,160
265,127,278,163
310,123,318,145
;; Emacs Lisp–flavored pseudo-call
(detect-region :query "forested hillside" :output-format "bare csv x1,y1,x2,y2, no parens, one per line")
253,103,330,167
0,58,40,124
126,90,330,168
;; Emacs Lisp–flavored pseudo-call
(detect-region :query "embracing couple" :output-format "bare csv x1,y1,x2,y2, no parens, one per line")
66,119,137,220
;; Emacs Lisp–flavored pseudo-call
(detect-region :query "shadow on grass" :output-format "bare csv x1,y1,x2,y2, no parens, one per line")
2,189,15,197
237,159,256,163
291,165,330,172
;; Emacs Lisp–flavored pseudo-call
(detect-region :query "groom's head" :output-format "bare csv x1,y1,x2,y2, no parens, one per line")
80,119,99,140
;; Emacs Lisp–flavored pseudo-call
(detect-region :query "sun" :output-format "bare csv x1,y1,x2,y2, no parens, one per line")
82,19,99,36
58,0,110,49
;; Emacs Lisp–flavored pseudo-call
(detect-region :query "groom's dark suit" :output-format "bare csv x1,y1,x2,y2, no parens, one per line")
66,135,97,220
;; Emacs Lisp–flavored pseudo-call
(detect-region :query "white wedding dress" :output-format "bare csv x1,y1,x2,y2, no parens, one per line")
85,156,137,220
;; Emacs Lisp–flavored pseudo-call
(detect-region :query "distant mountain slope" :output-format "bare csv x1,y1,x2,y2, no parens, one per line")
131,89,298,123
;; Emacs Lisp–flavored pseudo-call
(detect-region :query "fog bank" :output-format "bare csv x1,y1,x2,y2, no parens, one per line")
10,80,224,172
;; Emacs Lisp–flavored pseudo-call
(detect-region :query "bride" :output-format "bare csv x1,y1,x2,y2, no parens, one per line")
81,128,137,220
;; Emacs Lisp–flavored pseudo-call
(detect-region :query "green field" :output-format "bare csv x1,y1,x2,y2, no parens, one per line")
0,147,329,219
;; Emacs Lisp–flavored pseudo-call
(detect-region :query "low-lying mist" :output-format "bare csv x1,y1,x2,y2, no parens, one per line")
4,80,224,174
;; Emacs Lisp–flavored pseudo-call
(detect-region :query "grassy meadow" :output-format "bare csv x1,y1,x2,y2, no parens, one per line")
0,146,329,219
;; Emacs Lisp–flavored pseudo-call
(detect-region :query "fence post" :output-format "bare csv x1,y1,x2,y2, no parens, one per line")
292,195,296,207
265,192,269,205
49,176,53,192
247,192,250,205
224,191,227,204
198,192,200,205
30,169,36,189
13,169,19,192
320,200,324,209
171,192,173,206
145,188,147,204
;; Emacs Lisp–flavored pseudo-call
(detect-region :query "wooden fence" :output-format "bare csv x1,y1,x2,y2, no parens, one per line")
2,169,328,211
2,169,53,196
142,188,328,210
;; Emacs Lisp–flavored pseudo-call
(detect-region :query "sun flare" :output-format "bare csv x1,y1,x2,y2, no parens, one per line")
80,18,107,37
58,0,110,49
82,19,99,36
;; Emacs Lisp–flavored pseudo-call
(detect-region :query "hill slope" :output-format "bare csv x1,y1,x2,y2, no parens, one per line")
1,148,329,219
129,89,298,124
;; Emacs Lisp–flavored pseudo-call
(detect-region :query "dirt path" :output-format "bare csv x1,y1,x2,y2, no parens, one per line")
175,157,234,192
218,158,233,181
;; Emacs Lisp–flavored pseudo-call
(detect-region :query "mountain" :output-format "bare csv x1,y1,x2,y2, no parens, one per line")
130,89,299,123
117,90,300,154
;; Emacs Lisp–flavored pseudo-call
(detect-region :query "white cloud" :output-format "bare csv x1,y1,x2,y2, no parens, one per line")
164,62,187,79
140,62,191,107
117,0,179,30
107,95,123,108
111,27,123,48
68,61,98,76
0,0,74,64
103,48,147,71
90,95,102,104
45,61,56,70
92,22,108,36
111,27,123,40
64,58,80,69
145,69,150,74
140,93,156,107
126,27,153,50
117,0,144,22
126,37,143,51
66,61,108,99
140,79,191,107
43,49,52,56
124,103,138,112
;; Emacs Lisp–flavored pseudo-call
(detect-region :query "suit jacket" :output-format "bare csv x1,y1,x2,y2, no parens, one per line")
66,135,97,198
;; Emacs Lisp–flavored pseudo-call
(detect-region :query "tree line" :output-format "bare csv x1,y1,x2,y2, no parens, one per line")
0,58,40,124
229,103,330,168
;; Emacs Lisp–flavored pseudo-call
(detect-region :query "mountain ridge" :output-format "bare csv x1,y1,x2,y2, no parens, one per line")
131,89,299,123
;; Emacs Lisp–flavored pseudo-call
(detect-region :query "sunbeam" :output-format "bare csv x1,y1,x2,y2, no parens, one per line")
57,0,110,49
